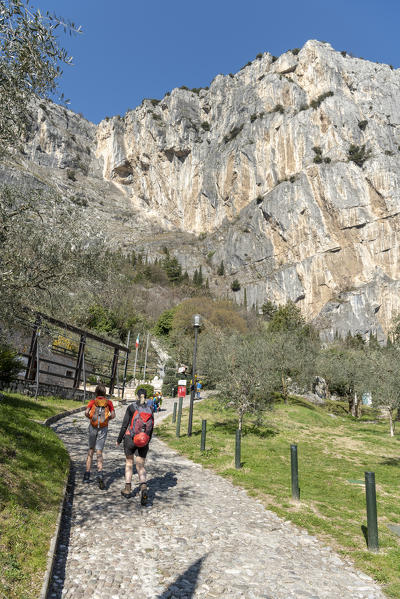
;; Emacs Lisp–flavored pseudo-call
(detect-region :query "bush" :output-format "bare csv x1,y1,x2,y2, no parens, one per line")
310,91,334,109
153,308,175,336
135,383,154,398
150,98,160,106
231,279,241,292
290,48,300,55
358,120,368,131
256,194,263,204
256,53,263,59
340,50,347,57
0,342,22,384
299,104,308,111
201,121,210,131
347,144,371,167
66,169,76,181
223,124,244,143
272,104,284,114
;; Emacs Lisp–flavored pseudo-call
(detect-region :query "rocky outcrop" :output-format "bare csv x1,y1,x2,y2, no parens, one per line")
4,40,400,340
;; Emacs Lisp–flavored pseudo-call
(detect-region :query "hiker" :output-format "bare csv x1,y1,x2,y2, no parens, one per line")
116,387,154,504
196,380,202,400
83,384,115,489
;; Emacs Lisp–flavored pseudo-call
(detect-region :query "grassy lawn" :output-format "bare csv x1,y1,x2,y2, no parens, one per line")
0,392,85,599
158,396,400,598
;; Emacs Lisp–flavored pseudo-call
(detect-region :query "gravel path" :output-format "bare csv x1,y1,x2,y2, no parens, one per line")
47,396,385,599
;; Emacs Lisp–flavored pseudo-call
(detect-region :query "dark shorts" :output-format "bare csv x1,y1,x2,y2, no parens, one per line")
123,436,149,458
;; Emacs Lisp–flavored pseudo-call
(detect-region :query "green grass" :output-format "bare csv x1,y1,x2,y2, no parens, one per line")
0,392,85,599
158,396,400,598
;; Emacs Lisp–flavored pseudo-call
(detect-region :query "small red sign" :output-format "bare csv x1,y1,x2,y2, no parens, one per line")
178,385,186,398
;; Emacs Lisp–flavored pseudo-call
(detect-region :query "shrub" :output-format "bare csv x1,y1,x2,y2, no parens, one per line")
299,104,308,111
256,194,263,204
290,48,300,55
289,175,296,182
223,124,244,143
347,144,372,167
231,279,241,292
217,260,225,276
150,99,160,106
324,157,331,163
340,50,347,57
250,113,257,123
358,120,368,131
153,308,175,336
271,56,277,62
313,155,323,164
272,104,284,114
135,383,155,398
0,342,22,384
201,121,210,131
310,91,334,109
385,150,394,156
179,85,189,91
256,53,263,59
66,169,76,181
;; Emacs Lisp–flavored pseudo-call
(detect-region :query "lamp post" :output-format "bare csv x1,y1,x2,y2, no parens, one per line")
188,313,201,436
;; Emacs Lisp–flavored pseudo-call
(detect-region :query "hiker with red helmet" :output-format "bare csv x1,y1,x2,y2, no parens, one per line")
116,387,154,504
83,384,115,489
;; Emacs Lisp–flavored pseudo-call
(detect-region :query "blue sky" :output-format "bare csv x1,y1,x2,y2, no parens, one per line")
38,0,399,124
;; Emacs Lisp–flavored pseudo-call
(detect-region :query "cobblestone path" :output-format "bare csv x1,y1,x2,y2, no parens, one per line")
48,397,385,599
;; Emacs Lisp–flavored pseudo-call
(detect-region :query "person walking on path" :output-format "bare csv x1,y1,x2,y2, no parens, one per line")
196,380,202,400
116,387,154,504
83,384,115,489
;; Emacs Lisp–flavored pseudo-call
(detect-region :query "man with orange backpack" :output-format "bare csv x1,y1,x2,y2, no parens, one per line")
116,387,154,504
83,384,115,489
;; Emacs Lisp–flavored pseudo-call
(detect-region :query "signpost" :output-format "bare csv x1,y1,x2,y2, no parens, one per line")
178,380,187,399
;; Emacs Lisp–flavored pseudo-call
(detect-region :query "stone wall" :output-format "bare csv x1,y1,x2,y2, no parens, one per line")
0,379,95,401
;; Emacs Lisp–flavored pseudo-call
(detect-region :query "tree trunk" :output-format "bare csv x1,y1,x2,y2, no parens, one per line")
281,373,288,404
238,412,243,431
388,408,395,437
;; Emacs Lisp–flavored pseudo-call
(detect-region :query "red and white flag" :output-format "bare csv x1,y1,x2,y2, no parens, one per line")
135,334,140,349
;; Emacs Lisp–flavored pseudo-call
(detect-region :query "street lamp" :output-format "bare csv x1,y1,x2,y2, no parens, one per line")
188,313,201,436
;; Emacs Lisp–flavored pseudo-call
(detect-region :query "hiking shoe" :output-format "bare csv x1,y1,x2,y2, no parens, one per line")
121,483,131,498
98,475,105,490
140,484,148,506
83,471,90,483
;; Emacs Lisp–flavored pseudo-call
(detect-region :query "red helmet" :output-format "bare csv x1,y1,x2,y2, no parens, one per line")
133,432,150,447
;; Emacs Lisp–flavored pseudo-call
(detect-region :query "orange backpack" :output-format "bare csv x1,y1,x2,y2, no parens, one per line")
89,397,111,428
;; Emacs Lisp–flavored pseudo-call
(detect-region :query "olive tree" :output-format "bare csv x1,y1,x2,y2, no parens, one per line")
0,186,106,320
317,345,369,416
0,0,80,151
364,348,400,436
198,331,281,430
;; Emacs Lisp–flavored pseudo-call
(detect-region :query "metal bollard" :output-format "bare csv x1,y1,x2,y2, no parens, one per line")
365,471,379,552
291,444,300,500
176,397,183,438
201,419,207,451
235,429,241,469
172,401,177,423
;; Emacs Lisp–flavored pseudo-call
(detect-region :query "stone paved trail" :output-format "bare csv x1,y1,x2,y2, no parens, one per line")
48,397,386,599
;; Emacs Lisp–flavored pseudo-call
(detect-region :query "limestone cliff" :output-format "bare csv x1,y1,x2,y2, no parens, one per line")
4,40,400,341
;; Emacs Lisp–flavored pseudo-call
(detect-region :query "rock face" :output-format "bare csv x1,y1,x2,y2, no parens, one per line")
4,40,400,340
